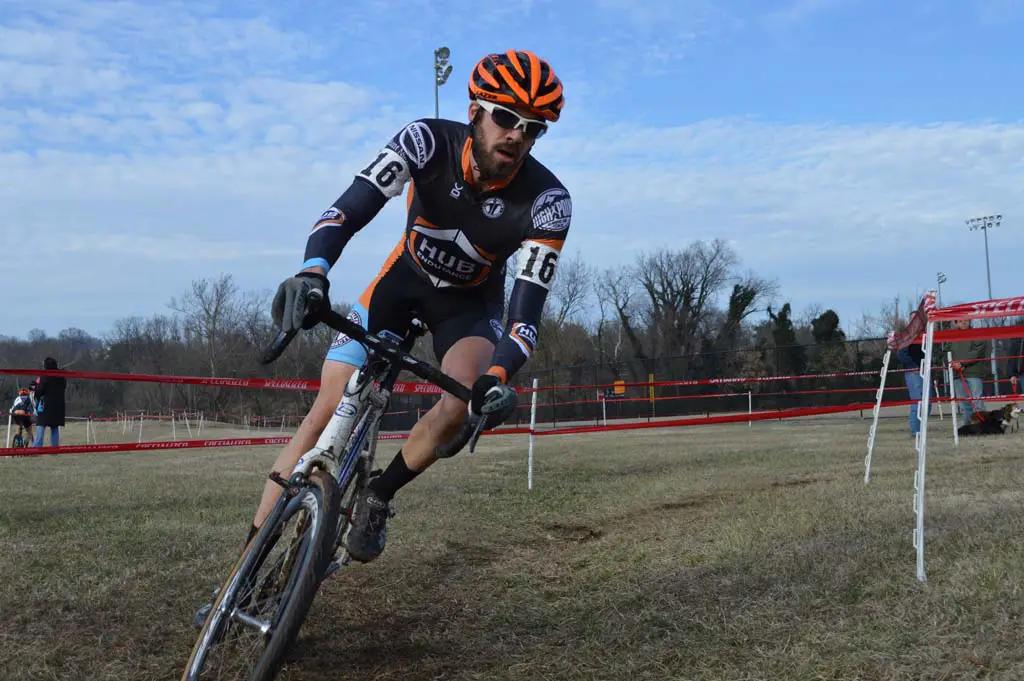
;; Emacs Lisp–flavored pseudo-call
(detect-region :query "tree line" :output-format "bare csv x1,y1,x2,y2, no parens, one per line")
5,239,1021,422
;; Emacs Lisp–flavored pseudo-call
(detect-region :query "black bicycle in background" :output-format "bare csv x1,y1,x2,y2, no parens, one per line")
181,305,513,681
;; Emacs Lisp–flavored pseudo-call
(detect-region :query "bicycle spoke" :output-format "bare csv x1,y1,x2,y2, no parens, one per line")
185,495,321,680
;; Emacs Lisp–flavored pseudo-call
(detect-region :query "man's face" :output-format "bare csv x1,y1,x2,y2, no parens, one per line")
468,101,540,182
956,319,972,330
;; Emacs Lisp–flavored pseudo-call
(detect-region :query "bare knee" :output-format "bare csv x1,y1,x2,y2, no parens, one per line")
436,393,469,432
434,337,492,430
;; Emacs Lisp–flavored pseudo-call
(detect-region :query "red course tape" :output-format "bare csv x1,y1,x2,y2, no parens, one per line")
2,401,915,457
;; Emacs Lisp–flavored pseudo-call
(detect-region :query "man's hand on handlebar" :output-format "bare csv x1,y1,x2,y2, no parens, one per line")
271,269,331,332
470,373,518,430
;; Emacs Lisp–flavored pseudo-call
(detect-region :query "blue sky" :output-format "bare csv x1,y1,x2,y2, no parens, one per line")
4,0,1023,341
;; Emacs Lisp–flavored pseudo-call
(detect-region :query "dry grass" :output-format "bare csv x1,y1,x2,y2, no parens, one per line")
2,416,1024,681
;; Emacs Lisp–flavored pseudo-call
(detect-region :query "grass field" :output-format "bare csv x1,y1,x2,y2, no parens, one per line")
2,415,1024,681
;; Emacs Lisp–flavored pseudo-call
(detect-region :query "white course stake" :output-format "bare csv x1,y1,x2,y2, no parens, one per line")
748,390,753,427
913,320,938,582
528,377,539,491
948,352,959,449
138,414,144,443
864,348,892,484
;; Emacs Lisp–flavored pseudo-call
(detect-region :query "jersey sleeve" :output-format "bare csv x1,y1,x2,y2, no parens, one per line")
301,119,441,273
487,185,572,383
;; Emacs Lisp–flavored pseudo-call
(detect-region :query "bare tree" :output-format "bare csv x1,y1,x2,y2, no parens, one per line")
796,303,825,330
635,238,738,358
852,294,918,339
597,265,646,360
590,276,626,365
716,273,779,353
169,273,243,377
545,250,594,327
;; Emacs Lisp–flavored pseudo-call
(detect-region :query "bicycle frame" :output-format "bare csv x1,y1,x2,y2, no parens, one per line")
260,307,492,487
292,329,412,497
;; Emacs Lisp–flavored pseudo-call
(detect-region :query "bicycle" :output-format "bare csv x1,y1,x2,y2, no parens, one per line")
10,417,32,448
181,304,510,681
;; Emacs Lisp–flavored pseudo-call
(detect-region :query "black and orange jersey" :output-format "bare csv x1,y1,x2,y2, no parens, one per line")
302,118,572,382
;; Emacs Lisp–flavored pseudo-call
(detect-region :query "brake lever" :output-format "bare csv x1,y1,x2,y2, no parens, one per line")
260,328,298,365
466,413,488,454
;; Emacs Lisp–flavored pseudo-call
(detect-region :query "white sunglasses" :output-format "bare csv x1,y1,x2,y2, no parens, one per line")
476,99,548,139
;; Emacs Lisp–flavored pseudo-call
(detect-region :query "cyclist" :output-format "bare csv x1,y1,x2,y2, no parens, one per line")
263,50,568,561
194,48,569,626
10,389,34,445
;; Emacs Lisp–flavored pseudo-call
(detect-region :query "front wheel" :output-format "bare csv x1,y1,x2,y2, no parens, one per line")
182,469,341,681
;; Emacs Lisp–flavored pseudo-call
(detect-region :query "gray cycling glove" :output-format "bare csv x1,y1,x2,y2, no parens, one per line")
271,272,330,332
470,374,519,429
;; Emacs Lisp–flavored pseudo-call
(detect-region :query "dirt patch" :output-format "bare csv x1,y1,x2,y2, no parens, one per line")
543,523,604,543
659,499,709,511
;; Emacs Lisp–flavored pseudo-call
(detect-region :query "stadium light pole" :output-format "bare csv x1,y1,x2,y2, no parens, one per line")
966,214,1002,395
434,46,453,119
936,271,947,308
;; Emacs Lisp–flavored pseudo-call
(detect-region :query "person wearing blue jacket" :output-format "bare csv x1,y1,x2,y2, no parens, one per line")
896,342,932,436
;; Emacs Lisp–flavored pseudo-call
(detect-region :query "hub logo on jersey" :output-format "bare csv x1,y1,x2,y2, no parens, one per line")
509,322,538,357
395,121,436,170
481,197,505,218
531,188,572,232
409,222,495,287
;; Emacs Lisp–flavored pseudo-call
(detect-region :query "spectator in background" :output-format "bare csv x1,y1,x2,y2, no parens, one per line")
31,357,66,447
896,342,931,436
10,388,35,443
1009,337,1023,395
948,319,988,427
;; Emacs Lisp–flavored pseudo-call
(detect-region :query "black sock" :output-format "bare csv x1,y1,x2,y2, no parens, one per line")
368,450,421,502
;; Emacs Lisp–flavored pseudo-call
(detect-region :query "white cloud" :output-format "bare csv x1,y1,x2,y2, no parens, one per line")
765,0,856,29
973,0,1024,25
5,0,1023,338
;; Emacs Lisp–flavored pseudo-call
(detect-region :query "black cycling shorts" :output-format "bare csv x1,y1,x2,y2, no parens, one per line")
326,255,504,367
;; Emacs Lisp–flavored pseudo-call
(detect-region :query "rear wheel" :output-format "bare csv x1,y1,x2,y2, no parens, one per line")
182,469,340,681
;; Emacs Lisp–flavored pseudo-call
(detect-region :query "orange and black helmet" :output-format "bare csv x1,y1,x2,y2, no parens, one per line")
469,50,564,123
19,389,29,396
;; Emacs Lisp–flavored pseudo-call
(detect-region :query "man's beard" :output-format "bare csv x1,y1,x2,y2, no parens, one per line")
471,126,522,182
